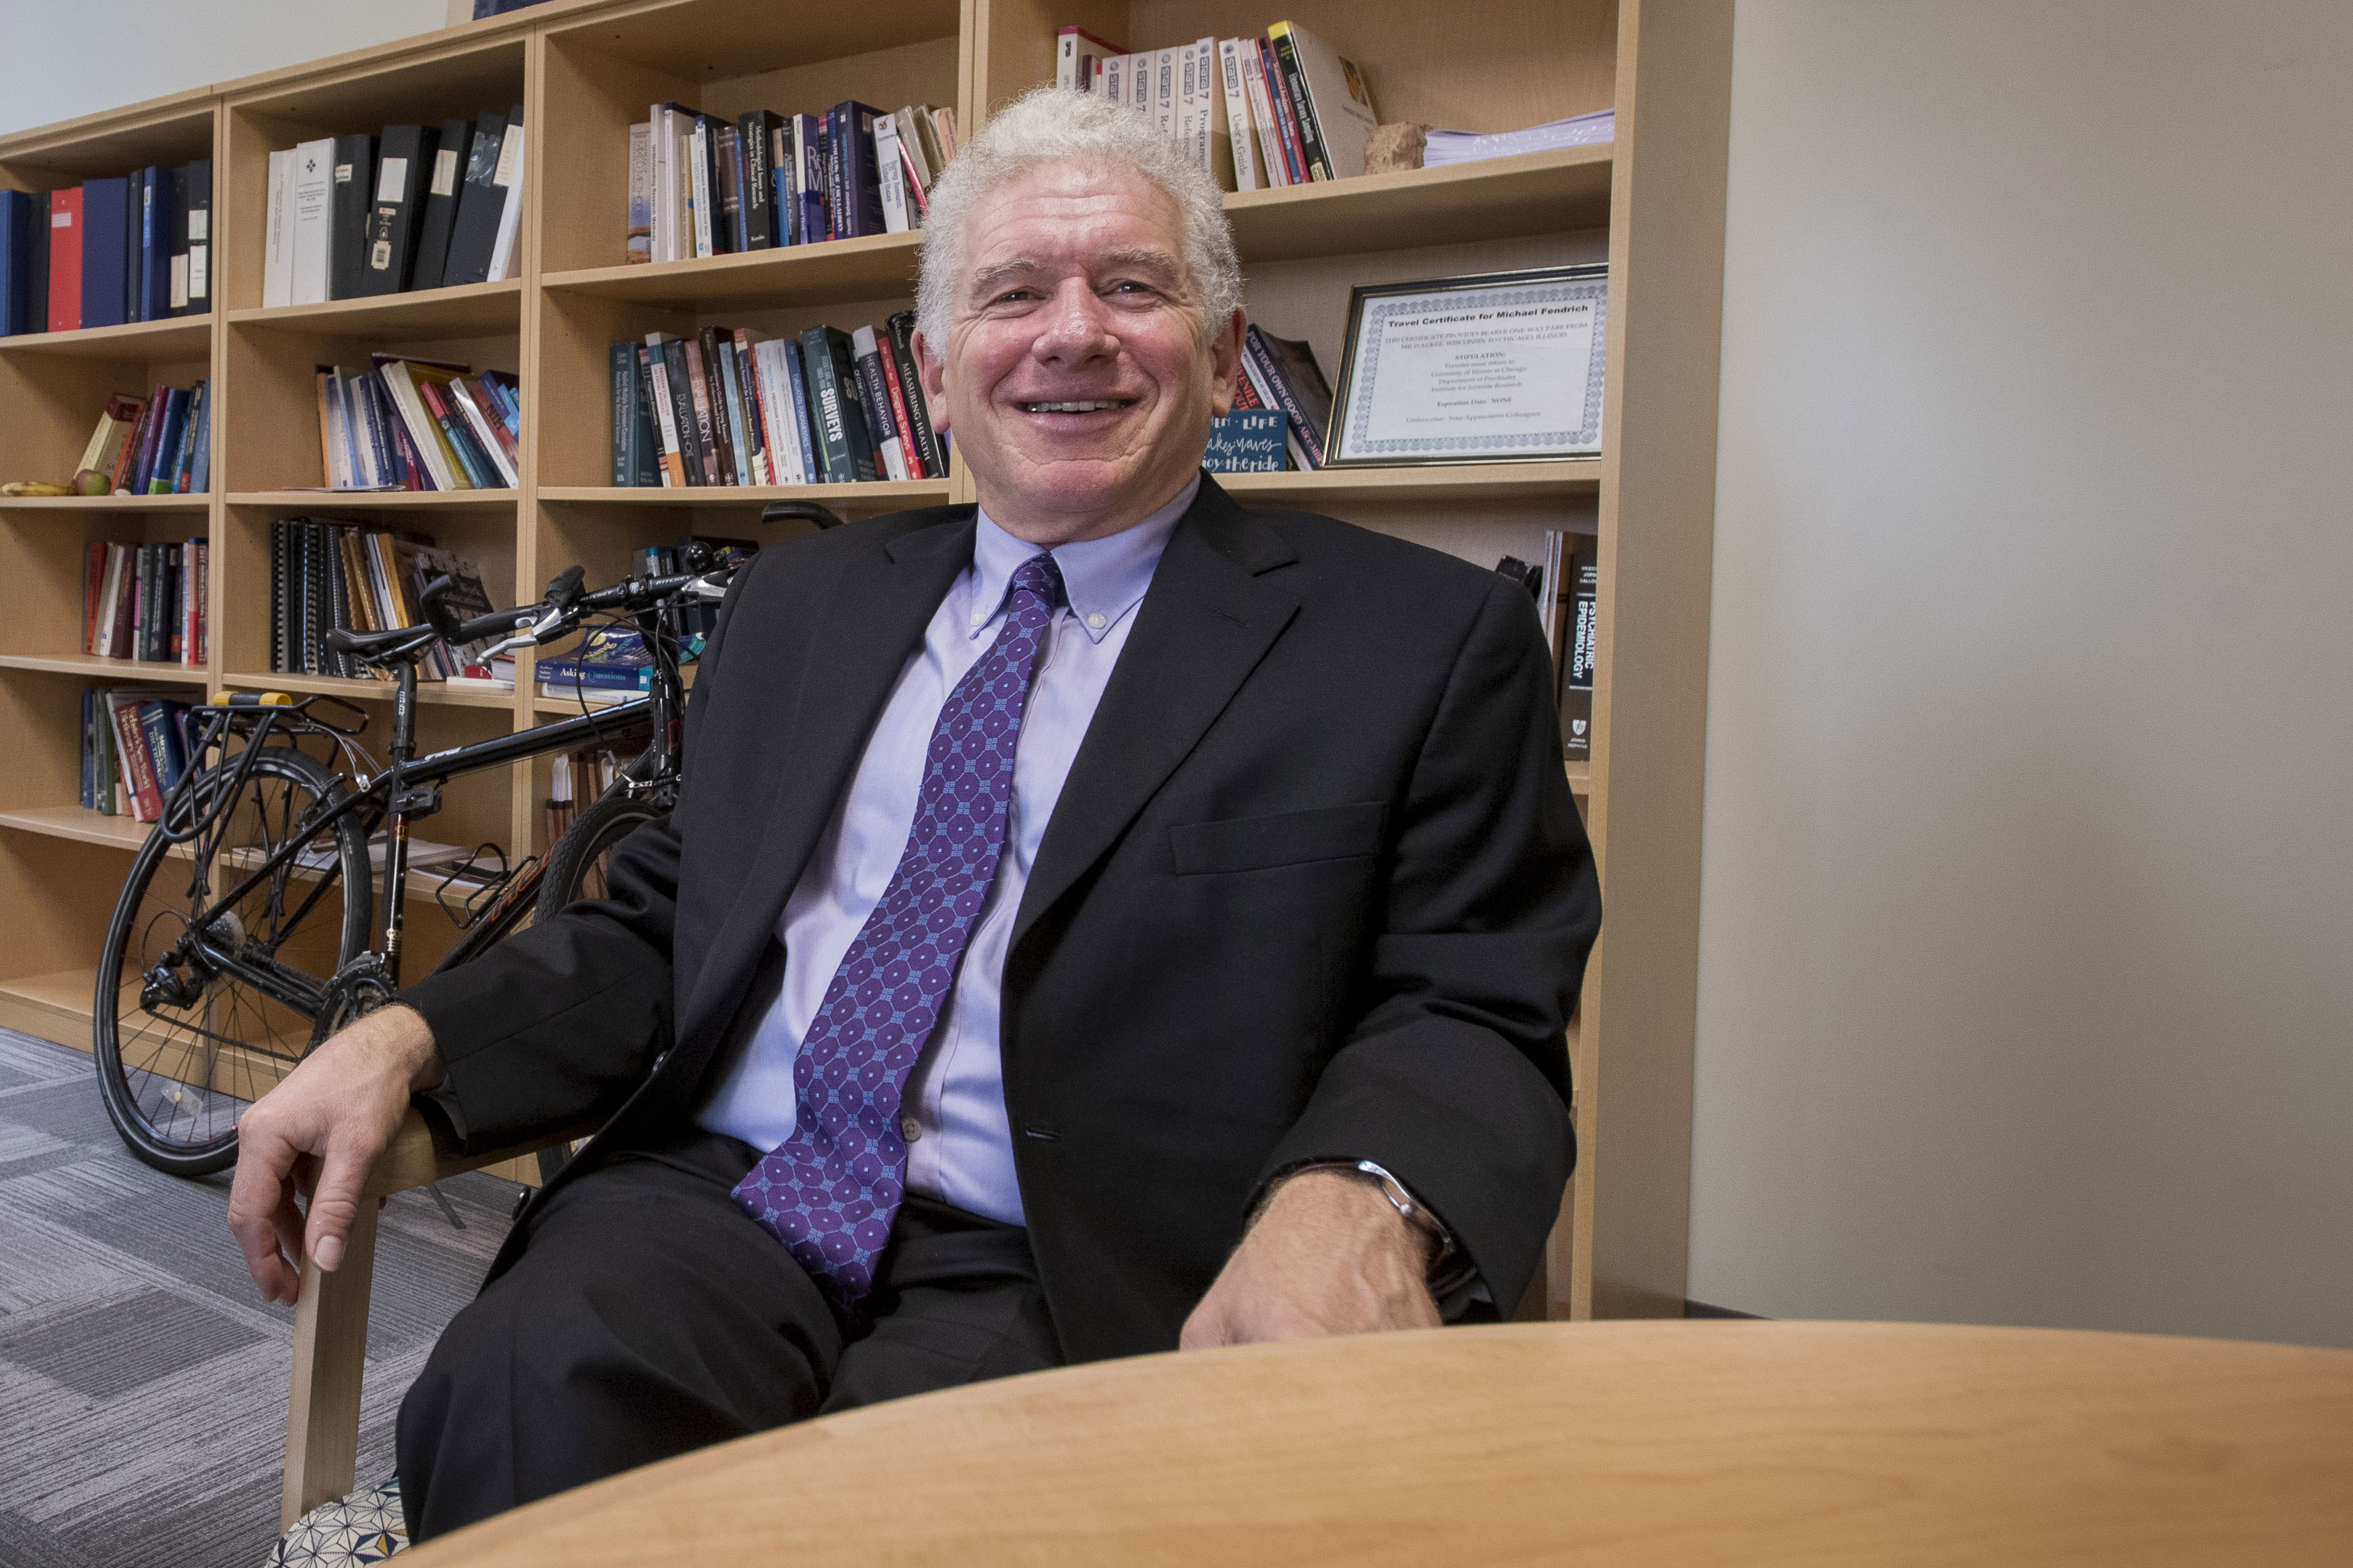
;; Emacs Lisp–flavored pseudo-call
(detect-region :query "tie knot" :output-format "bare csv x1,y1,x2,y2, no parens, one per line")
1010,552,1066,611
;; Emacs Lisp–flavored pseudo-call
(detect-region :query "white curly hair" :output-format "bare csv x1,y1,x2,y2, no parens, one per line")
914,87,1244,350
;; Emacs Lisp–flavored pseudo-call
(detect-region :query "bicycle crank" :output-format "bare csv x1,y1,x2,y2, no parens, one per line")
309,959,400,1052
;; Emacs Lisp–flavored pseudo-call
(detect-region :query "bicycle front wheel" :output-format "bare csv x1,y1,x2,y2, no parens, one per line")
94,746,371,1176
537,791,666,922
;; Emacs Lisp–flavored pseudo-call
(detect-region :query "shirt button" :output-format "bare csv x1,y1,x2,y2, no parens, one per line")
969,611,985,626
900,1116,922,1141
1085,612,1107,630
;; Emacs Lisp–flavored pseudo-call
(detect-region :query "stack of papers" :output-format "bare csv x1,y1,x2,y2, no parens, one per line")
1424,110,1615,167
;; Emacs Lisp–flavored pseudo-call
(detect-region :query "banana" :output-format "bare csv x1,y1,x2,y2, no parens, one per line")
0,482,73,496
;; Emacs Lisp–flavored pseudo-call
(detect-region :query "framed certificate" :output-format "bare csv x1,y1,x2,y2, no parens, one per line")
1325,265,1608,466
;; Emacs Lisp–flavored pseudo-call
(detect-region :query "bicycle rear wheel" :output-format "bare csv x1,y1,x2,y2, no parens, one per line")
94,747,371,1176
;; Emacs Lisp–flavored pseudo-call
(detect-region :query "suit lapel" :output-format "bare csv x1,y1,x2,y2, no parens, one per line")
1012,477,1300,952
677,515,975,1055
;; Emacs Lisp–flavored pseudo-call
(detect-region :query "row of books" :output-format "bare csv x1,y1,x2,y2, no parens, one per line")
1056,20,1378,189
0,164,214,336
313,357,522,492
267,518,498,681
627,100,960,265
1229,324,1334,469
611,315,946,488
73,383,212,496
262,110,525,307
84,540,208,667
544,745,631,872
82,685,201,822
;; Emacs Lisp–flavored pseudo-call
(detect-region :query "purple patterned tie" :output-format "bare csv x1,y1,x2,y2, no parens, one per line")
729,552,1066,1313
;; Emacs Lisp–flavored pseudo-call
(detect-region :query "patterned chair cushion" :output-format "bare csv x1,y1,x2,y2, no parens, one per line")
271,1478,408,1564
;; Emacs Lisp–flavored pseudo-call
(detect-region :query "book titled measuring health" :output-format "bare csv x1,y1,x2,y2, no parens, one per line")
883,311,945,479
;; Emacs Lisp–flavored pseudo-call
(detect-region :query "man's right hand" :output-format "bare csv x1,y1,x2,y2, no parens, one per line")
228,1003,442,1305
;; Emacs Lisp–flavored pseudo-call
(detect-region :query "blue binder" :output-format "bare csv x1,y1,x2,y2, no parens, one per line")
80,176,130,329
0,189,35,335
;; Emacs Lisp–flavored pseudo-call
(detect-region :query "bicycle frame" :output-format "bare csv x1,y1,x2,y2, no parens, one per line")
164,597,686,1020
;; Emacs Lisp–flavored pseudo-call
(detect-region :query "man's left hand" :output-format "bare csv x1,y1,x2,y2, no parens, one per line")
1179,1169,1442,1348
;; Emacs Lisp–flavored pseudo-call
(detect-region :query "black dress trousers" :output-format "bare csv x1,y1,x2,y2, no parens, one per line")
395,1129,1064,1543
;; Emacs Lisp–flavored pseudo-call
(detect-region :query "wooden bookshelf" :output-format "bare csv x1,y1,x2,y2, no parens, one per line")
0,0,1729,1326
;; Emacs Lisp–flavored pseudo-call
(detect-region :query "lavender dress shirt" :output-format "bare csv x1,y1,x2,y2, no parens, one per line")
695,478,1196,1225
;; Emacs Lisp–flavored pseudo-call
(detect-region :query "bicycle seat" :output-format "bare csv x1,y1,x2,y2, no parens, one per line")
324,622,441,666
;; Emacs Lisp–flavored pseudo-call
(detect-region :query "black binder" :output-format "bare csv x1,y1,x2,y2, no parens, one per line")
175,161,213,317
441,110,508,288
359,124,438,296
326,132,378,300
410,118,470,294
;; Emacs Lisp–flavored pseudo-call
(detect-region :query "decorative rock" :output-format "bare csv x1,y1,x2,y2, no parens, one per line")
1366,122,1430,175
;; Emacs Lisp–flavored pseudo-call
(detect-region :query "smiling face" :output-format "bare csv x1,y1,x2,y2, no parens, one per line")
912,161,1245,545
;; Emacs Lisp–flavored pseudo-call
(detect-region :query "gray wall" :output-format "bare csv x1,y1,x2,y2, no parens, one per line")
0,0,456,140
1691,0,2353,1347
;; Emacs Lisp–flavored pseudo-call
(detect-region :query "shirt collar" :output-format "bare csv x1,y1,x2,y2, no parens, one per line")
969,475,1198,644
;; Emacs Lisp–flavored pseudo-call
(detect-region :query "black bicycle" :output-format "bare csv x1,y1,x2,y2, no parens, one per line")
92,543,743,1176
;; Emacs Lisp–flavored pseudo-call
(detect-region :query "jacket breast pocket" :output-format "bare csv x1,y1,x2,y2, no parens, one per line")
1170,801,1388,877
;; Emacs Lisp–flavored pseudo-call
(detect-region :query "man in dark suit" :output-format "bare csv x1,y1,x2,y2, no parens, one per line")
228,87,1598,1540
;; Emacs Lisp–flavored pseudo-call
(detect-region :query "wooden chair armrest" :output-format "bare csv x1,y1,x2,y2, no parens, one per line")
362,1106,587,1198
287,1107,594,1530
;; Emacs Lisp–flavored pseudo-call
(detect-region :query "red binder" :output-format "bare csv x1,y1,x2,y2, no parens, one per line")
46,186,82,333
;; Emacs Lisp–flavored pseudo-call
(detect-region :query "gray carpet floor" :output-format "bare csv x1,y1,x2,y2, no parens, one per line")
0,1028,519,1568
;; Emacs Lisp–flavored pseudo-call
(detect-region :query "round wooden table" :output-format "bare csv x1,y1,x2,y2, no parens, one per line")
405,1321,2353,1565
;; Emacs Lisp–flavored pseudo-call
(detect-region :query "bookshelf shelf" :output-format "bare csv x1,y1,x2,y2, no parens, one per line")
0,315,217,363
225,489,521,509
540,480,951,507
226,280,525,339
530,688,647,715
542,233,926,308
1221,461,1600,506
218,669,520,710
0,967,103,1047
0,494,212,512
0,653,203,680
1224,146,1615,263
0,804,156,852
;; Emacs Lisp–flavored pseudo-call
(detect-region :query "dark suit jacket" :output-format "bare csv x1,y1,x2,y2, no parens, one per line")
401,474,1600,1362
